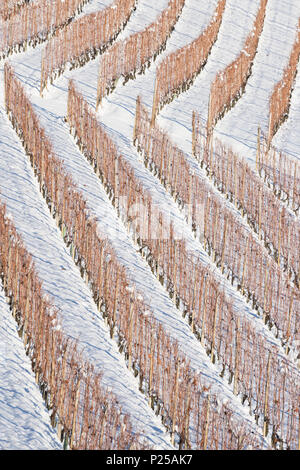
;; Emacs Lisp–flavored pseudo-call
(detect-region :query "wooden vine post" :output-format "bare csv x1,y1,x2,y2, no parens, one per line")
191,269,200,333
203,394,210,450
57,349,68,439
220,216,228,274
211,295,219,363
70,378,81,448
267,111,272,149
258,186,263,240
99,404,108,448
277,209,283,266
50,329,56,408
241,236,249,295
171,228,178,301
12,249,19,318
4,236,12,291
171,359,180,446
203,196,210,251
128,298,135,370
200,279,208,347
208,130,214,177
263,261,271,324
40,57,45,97
187,172,193,225
23,271,32,347
97,244,104,310
263,351,271,437
35,305,45,386
148,327,155,408
96,72,102,111
192,111,196,156
234,153,238,208
133,95,140,143
207,91,212,138
292,161,297,210
151,77,158,127
212,206,219,263
111,269,120,338
240,164,246,217
285,294,294,355
233,317,240,395
183,378,191,449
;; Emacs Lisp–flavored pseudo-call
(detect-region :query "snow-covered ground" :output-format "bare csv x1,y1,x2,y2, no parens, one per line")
0,0,299,449
0,286,61,450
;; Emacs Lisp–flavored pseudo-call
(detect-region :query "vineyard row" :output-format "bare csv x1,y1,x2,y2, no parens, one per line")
96,0,186,109
207,0,268,132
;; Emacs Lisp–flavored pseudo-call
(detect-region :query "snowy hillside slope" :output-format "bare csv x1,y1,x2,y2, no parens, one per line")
0,64,271,448
0,0,299,449
0,287,61,450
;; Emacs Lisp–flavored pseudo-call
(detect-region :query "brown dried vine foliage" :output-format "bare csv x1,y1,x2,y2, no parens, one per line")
96,0,185,109
259,132,300,212
4,64,265,450
0,0,90,58
151,0,226,123
40,0,137,94
0,0,30,21
0,202,142,450
193,113,300,283
268,18,300,143
68,83,299,448
207,0,268,132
